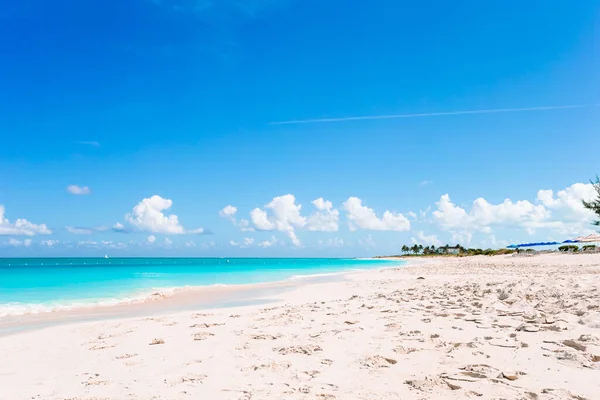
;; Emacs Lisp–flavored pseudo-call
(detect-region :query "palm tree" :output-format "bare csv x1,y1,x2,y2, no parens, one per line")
411,244,419,254
417,244,423,254
431,245,437,254
401,245,409,254
583,175,600,227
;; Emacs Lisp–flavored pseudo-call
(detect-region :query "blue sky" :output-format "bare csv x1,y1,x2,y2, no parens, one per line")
1,0,599,257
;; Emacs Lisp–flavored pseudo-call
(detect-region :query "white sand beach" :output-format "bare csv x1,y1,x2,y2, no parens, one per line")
1,253,599,400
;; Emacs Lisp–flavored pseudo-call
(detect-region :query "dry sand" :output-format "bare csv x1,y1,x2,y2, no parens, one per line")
1,253,599,399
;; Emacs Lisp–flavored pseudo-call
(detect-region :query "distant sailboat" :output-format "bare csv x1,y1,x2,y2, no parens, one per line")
104,254,109,259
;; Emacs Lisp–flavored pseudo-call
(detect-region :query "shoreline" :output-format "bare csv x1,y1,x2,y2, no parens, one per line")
0,259,407,335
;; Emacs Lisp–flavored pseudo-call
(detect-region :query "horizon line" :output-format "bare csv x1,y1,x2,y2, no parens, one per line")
269,103,598,125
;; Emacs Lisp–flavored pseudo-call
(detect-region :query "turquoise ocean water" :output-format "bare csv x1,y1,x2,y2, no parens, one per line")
0,258,401,317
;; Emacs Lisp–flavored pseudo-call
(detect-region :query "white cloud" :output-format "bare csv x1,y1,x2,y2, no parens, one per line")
258,235,279,248
411,231,441,246
219,205,238,220
185,240,197,247
126,195,203,234
238,218,254,231
66,226,94,235
343,197,411,231
0,205,52,236
67,185,91,195
112,222,128,233
431,182,598,239
306,198,339,232
420,180,432,187
432,194,549,234
201,241,215,249
358,234,375,248
407,211,417,220
147,235,156,244
77,240,99,248
318,237,344,247
536,183,596,224
250,194,306,246
229,237,255,248
40,239,60,247
164,237,173,247
6,238,32,247
220,205,254,231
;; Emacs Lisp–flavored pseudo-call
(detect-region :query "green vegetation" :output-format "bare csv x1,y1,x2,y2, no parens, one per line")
558,245,579,252
582,175,600,227
397,244,515,257
582,245,596,251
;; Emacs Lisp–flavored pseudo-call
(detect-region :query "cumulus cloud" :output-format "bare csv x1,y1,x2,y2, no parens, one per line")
219,205,238,220
432,194,550,235
432,182,598,240
147,235,156,244
185,240,197,247
164,237,173,247
112,222,130,233
230,237,255,248
258,235,279,248
40,239,60,247
0,205,52,236
126,195,203,234
411,231,441,246
536,183,597,225
343,197,411,231
250,194,307,246
306,198,340,232
67,185,91,195
219,205,254,231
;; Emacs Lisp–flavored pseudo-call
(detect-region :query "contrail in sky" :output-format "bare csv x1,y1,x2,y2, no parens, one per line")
269,104,597,125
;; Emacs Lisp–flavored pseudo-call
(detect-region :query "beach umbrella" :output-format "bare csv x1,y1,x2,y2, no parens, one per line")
576,234,600,243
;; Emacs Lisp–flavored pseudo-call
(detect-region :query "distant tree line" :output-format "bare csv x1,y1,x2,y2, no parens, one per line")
399,244,515,257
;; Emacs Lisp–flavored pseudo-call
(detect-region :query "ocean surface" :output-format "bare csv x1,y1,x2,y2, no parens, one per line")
0,258,402,317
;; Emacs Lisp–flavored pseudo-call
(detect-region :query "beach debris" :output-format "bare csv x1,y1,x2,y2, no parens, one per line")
115,353,137,360
276,344,323,355
489,339,518,348
516,324,540,332
190,322,224,328
192,332,215,341
405,376,454,392
360,355,397,368
343,320,359,325
562,340,586,352
149,338,165,345
417,277,425,280
296,370,320,381
251,334,280,340
498,371,525,381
